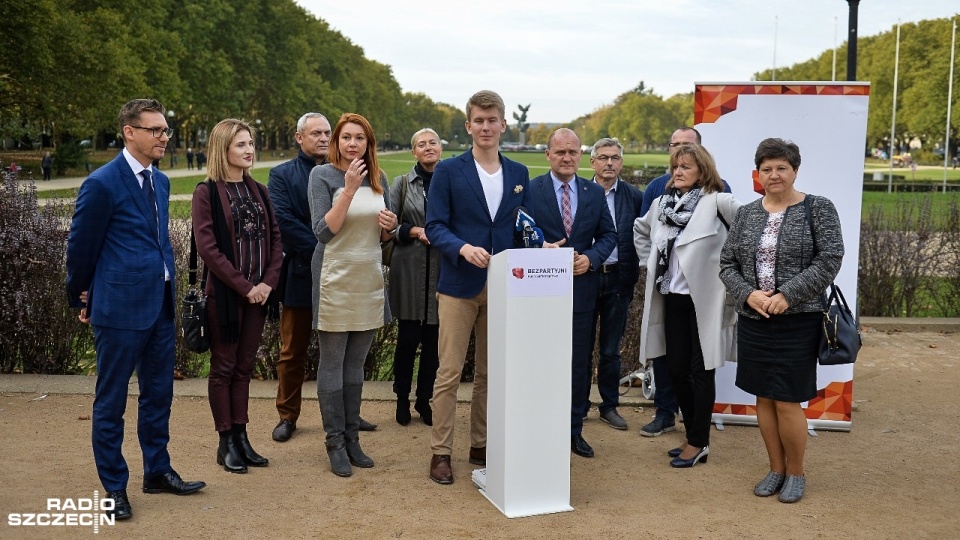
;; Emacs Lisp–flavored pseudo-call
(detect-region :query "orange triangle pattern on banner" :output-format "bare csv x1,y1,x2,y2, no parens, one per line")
694,84,870,124
714,380,853,422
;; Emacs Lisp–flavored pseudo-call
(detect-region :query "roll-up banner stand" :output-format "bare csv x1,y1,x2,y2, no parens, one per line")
695,82,869,431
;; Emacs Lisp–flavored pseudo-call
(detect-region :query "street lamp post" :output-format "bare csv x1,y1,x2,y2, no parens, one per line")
255,119,262,162
167,110,176,169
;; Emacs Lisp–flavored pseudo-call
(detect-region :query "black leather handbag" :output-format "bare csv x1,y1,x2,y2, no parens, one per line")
181,223,210,353
818,283,862,365
803,198,862,365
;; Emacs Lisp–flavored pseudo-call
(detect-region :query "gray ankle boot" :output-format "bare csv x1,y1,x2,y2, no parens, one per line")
343,384,374,467
318,390,352,477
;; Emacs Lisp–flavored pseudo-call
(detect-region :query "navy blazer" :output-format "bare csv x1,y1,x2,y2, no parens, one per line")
528,173,616,313
603,178,644,296
66,152,176,330
268,150,320,308
426,149,532,299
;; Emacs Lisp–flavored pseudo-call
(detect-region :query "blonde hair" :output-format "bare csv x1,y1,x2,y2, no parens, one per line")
206,118,255,182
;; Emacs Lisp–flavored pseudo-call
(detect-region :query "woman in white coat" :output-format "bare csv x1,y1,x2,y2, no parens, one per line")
634,144,740,468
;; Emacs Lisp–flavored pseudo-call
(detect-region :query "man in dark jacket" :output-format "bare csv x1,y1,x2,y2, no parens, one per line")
587,137,643,431
268,112,331,442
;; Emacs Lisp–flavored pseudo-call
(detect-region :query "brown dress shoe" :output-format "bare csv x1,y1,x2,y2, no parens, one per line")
430,454,453,485
469,446,486,466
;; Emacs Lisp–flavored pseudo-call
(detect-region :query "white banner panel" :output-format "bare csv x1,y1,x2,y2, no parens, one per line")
694,82,869,430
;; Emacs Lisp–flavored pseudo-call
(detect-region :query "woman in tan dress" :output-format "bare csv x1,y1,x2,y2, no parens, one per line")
308,113,398,477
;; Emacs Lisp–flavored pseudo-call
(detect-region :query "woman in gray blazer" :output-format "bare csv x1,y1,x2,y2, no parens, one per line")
719,138,843,503
634,144,741,469
387,128,443,426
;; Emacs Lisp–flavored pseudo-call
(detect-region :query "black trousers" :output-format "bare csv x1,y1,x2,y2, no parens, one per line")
663,293,716,449
392,319,439,403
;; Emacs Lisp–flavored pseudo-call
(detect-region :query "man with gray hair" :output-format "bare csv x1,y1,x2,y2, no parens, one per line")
587,138,644,431
269,113,376,441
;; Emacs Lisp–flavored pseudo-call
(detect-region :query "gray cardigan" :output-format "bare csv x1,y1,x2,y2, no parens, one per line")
719,195,844,319
387,168,439,324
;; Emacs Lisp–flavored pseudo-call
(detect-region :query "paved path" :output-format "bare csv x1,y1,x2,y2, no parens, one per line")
24,158,288,193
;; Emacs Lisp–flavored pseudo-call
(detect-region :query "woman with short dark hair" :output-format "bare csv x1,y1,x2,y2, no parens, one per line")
720,138,844,503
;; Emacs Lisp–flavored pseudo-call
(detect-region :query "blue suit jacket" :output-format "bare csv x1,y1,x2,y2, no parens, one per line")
268,150,319,308
66,152,176,330
529,173,616,313
426,149,532,298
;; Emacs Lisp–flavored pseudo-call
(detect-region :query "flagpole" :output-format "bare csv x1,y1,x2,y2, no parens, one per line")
772,16,778,81
888,21,901,194
944,20,957,194
833,17,838,81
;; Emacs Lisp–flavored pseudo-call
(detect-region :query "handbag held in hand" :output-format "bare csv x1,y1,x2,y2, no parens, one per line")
818,284,861,365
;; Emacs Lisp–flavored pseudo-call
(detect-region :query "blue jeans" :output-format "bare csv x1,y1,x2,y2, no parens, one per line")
589,270,633,415
652,356,679,419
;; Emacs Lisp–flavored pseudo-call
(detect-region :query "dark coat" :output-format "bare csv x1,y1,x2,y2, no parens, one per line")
267,150,320,308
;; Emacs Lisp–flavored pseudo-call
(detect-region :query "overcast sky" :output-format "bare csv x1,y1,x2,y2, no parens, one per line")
297,1,959,123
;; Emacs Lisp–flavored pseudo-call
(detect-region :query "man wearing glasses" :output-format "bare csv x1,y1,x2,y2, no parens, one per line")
587,138,644,431
637,127,731,438
67,99,206,522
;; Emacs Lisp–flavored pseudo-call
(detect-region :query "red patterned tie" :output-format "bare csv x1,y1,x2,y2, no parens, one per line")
561,182,573,237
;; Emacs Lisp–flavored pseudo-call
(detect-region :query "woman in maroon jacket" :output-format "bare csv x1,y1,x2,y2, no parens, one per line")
192,119,283,474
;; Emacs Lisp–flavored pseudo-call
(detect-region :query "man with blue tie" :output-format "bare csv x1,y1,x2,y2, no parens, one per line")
425,90,533,484
529,128,617,458
67,99,206,521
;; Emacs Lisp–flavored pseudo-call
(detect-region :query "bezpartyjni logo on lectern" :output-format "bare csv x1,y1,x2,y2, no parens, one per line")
7,491,115,534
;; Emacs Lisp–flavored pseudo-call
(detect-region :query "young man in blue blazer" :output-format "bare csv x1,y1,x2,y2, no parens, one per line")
528,128,617,458
425,90,533,484
66,99,206,521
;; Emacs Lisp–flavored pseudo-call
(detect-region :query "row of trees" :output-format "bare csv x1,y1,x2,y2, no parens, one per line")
1,4,956,155
0,0,467,151
550,17,959,156
754,16,959,158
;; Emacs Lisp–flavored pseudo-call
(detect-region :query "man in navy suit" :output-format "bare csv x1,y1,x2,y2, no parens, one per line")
587,138,644,432
425,90,533,484
66,99,205,521
529,128,616,458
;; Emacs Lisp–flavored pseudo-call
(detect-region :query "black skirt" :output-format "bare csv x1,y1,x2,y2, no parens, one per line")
736,312,822,403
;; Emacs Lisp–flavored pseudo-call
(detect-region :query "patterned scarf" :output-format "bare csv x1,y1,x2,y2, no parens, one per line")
653,187,703,294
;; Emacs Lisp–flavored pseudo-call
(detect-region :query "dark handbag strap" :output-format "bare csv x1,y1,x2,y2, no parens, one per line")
188,181,214,289
804,195,816,254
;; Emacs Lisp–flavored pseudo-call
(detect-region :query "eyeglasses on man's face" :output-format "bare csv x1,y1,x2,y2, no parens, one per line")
130,125,174,138
593,154,622,162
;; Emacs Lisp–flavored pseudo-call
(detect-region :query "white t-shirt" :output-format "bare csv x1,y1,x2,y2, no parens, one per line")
474,161,503,221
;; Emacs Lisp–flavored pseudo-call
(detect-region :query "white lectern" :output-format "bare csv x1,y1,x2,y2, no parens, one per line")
481,248,574,518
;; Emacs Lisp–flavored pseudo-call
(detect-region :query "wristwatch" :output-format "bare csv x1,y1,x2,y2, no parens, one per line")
389,225,401,236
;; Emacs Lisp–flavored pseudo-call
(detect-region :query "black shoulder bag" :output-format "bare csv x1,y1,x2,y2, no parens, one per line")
180,182,212,353
805,197,861,365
